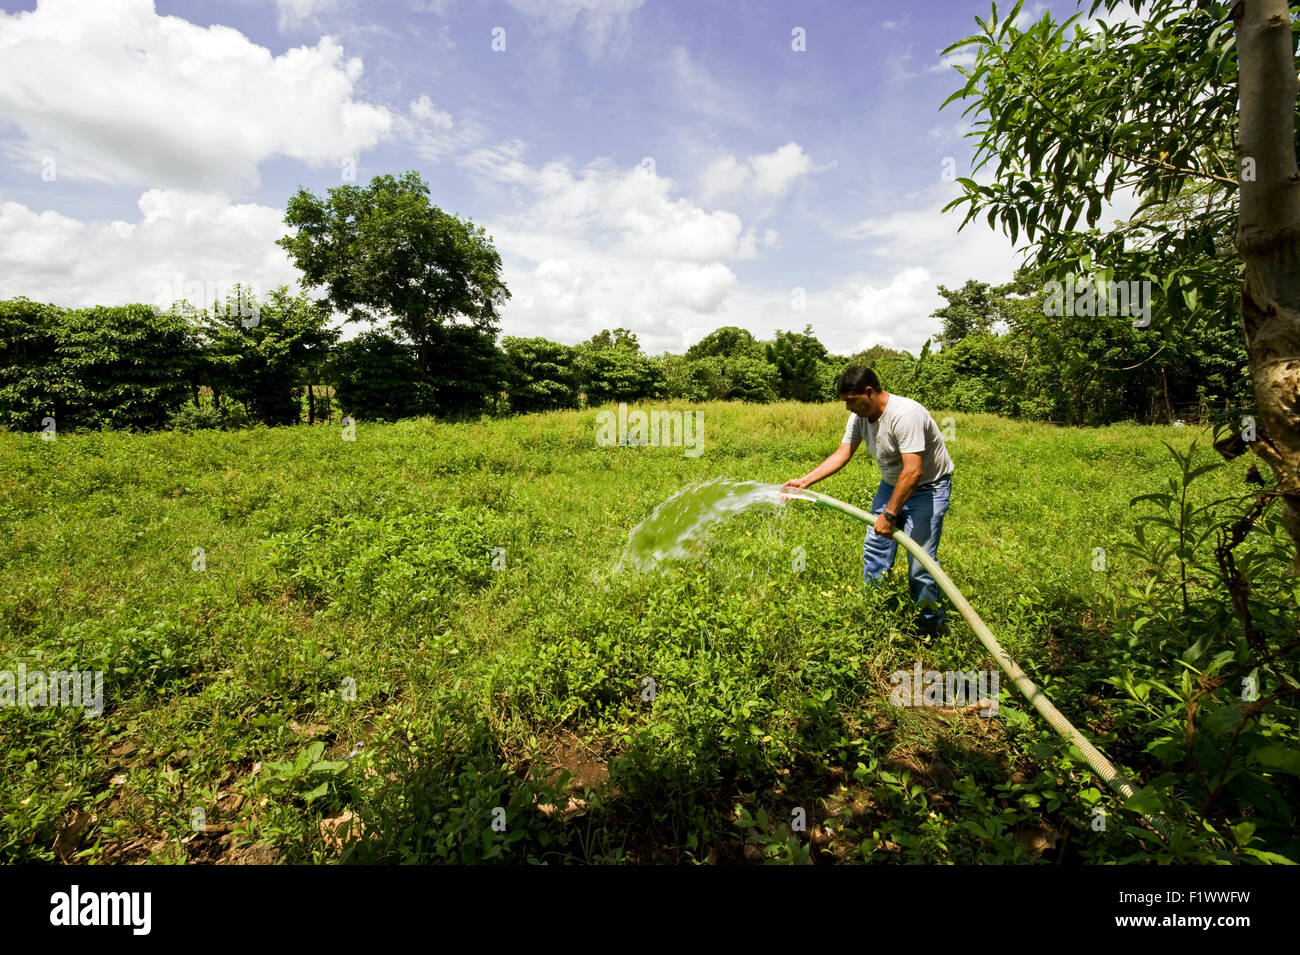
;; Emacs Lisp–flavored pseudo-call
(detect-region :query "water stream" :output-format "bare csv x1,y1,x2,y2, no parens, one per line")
616,478,812,573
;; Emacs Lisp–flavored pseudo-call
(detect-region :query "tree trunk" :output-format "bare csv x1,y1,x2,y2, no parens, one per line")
1234,0,1300,575
308,383,315,425
1071,369,1095,425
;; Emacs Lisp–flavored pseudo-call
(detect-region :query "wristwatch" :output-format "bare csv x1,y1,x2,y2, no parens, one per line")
884,510,899,525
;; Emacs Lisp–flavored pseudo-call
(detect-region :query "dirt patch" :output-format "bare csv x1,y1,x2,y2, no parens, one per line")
889,745,957,790
524,730,613,823
214,840,279,865
53,808,95,863
323,715,382,762
1012,823,1065,860
320,811,366,854
527,729,611,791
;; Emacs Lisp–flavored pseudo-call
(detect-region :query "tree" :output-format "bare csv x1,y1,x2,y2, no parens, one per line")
501,336,581,413
684,326,765,362
329,330,431,422
575,328,665,404
1232,0,1300,570
423,321,508,419
942,0,1300,568
0,298,63,431
56,304,196,431
277,170,510,414
582,328,641,352
848,344,912,367
933,279,1000,346
577,348,666,406
715,354,780,402
765,324,830,401
665,353,779,402
200,285,338,426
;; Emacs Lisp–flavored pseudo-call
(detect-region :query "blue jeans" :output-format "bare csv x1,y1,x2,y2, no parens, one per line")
863,474,952,631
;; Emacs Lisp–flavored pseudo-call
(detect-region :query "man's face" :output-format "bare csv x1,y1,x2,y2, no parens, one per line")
842,389,877,420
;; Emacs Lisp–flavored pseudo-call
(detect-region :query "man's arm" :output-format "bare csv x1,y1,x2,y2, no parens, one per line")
872,409,929,534
783,441,857,489
875,452,923,533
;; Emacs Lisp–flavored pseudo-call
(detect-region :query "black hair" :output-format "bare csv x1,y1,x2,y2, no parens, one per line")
835,365,882,396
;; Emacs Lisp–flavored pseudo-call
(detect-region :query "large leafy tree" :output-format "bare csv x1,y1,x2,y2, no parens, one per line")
985,269,1243,423
883,264,1247,423
277,170,510,402
765,324,831,401
573,328,665,405
583,327,641,352
423,320,508,418
329,330,431,422
933,279,1001,346
943,0,1300,570
665,352,779,402
684,326,765,362
848,344,911,366
664,326,778,402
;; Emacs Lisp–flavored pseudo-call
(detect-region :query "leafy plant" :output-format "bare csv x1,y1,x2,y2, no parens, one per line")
256,741,349,806
1103,440,1299,861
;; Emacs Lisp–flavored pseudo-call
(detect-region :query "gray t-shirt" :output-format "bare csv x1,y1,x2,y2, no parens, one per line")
841,394,954,485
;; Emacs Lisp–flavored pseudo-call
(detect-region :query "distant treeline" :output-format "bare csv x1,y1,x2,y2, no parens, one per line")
0,271,1250,433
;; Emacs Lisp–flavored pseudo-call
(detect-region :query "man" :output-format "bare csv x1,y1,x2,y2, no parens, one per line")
783,366,955,635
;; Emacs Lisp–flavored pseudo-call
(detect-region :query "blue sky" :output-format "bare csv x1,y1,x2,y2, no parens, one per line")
0,0,1138,354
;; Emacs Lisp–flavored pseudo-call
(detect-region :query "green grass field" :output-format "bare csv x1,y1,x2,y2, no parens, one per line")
0,401,1269,863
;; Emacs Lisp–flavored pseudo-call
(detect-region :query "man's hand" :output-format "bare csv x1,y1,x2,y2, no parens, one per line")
873,512,895,537
780,477,812,500
879,453,923,529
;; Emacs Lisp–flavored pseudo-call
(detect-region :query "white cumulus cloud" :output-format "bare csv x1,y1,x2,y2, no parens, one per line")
830,267,942,352
463,144,756,263
700,142,823,202
460,144,773,350
0,190,300,309
0,0,393,191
